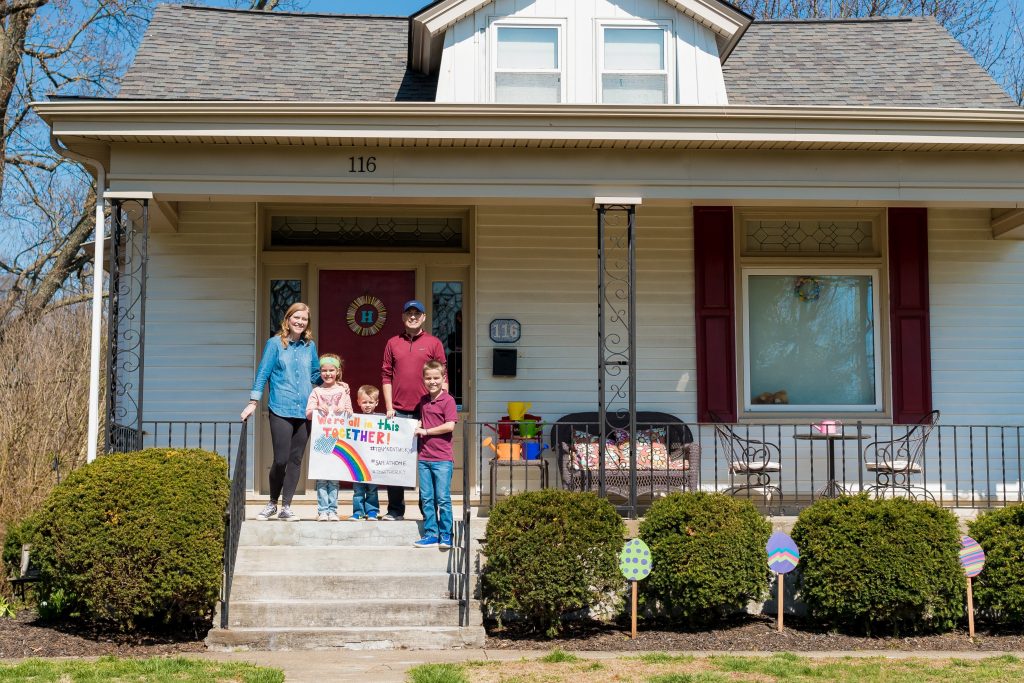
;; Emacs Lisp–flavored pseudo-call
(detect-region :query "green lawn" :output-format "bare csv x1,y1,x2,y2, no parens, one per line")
408,652,1024,683
0,656,284,683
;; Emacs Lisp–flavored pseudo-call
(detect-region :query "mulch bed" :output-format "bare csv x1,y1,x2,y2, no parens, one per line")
0,611,208,659
485,616,1024,652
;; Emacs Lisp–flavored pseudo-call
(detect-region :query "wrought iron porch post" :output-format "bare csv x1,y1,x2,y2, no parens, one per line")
596,198,640,517
105,198,150,453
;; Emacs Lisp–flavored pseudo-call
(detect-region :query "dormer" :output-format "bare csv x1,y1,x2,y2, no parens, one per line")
412,0,752,105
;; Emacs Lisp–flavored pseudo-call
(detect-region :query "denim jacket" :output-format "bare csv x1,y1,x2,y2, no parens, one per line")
249,337,321,419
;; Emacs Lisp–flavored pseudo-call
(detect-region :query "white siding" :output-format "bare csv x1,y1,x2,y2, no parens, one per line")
474,204,696,421
436,0,727,105
142,202,256,422
930,208,1024,426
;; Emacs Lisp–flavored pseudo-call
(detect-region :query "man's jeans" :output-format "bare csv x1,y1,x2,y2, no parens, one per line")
418,460,453,539
315,479,339,514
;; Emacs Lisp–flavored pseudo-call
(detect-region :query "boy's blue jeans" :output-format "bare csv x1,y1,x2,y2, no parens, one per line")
352,483,379,517
418,460,453,539
315,479,338,514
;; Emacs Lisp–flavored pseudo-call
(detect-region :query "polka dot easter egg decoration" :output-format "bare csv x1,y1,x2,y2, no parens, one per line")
619,538,652,581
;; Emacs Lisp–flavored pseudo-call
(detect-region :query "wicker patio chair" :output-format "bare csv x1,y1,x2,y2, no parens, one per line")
552,411,700,499
864,410,939,501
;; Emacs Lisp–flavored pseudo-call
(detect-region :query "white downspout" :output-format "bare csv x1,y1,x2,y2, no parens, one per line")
50,134,107,463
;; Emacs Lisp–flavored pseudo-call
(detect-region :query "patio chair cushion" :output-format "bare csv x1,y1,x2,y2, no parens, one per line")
730,460,781,474
866,459,922,473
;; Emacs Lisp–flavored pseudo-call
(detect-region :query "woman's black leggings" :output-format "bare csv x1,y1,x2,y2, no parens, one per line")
268,411,310,506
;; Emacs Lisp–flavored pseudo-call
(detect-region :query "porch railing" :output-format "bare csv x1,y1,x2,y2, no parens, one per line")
221,423,248,629
472,418,1024,514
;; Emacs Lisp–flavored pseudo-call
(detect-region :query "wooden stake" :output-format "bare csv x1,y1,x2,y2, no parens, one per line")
967,576,975,638
631,580,638,639
777,574,784,633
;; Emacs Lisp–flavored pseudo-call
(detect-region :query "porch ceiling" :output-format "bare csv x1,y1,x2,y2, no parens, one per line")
37,102,1024,154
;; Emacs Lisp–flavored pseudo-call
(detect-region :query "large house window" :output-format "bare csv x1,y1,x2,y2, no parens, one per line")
600,24,670,104
493,24,562,103
739,213,884,414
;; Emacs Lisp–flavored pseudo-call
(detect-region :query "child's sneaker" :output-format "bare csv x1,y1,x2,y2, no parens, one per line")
366,511,379,521
438,533,453,549
277,506,300,522
328,512,340,522
349,513,364,521
316,512,328,522
413,536,439,548
256,502,278,521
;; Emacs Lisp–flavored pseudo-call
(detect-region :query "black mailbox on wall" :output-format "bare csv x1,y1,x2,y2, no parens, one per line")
492,348,517,377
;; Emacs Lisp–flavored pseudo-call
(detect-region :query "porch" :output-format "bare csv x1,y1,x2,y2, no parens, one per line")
127,416,1024,515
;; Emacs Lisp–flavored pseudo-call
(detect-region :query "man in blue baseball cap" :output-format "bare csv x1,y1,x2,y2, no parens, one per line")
379,299,447,520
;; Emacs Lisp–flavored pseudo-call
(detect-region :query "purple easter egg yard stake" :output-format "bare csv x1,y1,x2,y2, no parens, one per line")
620,538,652,640
960,536,985,638
766,532,800,632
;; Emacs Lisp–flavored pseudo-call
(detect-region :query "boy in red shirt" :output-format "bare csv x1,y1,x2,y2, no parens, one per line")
412,360,458,549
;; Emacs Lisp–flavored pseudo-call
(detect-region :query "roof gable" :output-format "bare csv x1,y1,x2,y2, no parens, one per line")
410,0,751,73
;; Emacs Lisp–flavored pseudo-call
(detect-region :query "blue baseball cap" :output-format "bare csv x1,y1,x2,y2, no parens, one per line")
402,300,426,313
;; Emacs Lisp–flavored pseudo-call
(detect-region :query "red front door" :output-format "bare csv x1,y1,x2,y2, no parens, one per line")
318,270,416,397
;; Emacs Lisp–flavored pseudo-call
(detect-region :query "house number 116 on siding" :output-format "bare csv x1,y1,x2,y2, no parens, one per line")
349,156,377,173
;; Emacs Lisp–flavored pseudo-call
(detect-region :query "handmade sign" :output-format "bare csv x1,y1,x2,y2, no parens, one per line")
620,538,653,639
308,412,418,487
766,531,800,632
960,535,986,638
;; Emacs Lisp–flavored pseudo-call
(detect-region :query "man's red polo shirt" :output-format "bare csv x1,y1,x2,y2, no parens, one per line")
380,330,447,413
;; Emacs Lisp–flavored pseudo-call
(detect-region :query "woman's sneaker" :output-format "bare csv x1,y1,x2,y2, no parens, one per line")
413,536,439,548
256,502,278,521
277,506,300,522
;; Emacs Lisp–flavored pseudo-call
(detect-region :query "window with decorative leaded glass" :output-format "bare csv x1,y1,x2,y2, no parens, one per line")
270,215,464,249
432,281,463,408
269,279,302,336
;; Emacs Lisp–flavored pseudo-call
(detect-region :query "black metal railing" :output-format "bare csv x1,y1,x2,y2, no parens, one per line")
220,424,248,629
459,420,472,627
470,416,1024,513
140,420,244,462
692,422,1024,511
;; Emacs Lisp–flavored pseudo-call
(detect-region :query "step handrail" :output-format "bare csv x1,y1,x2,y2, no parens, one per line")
221,423,248,629
461,419,471,627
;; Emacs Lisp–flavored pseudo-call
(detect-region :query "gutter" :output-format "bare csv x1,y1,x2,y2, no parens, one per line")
49,133,107,464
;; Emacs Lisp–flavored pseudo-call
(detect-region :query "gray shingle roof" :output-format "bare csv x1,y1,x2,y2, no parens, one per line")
118,5,437,101
724,17,1016,109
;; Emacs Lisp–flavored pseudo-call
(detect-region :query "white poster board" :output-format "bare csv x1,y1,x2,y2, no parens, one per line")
308,412,418,487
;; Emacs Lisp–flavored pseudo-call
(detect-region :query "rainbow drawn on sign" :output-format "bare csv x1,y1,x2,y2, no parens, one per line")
960,535,985,578
766,531,800,574
333,439,372,482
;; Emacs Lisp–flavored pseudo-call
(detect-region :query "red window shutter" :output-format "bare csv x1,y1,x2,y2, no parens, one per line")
888,208,933,424
694,207,736,422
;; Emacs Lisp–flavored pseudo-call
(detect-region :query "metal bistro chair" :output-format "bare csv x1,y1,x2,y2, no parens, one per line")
864,410,939,501
711,418,783,512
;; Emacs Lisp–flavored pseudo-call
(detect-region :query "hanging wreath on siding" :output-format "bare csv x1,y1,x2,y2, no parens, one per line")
794,276,822,302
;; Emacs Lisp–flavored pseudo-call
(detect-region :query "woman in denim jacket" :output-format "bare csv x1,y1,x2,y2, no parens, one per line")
241,302,320,521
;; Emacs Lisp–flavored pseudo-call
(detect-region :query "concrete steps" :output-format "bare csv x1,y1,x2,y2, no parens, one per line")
207,518,485,651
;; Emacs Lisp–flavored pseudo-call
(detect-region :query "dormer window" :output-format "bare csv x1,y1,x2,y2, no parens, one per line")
492,23,564,103
600,24,671,104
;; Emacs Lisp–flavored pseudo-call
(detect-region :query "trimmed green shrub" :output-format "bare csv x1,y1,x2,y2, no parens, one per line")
791,495,964,634
28,448,228,629
968,504,1024,625
638,492,772,626
481,489,625,636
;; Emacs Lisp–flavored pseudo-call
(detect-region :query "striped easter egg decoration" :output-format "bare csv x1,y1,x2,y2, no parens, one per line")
960,536,985,578
766,531,800,574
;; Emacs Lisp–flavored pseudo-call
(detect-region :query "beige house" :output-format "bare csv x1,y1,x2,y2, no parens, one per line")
37,1,1024,509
